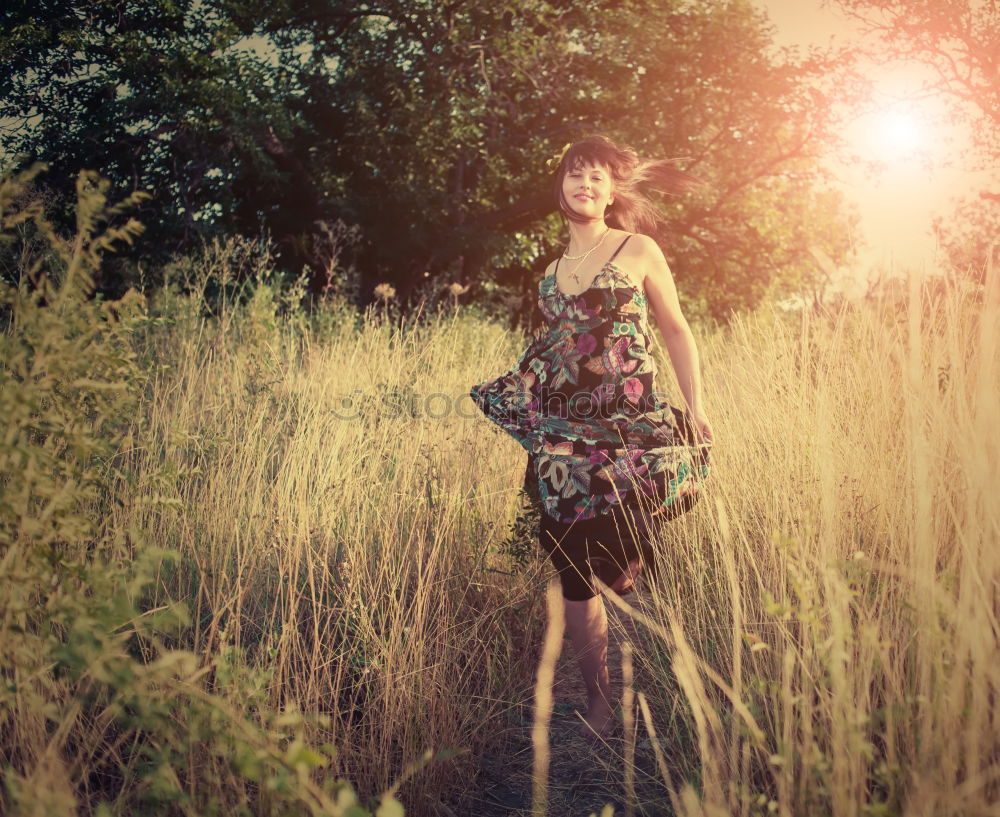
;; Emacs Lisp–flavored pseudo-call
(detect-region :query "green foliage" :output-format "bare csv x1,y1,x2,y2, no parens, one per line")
0,0,294,261
0,164,403,816
743,533,908,817
1,0,857,320
0,161,150,551
497,485,545,572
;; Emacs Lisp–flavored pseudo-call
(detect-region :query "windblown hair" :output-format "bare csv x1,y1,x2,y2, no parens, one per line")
552,134,701,235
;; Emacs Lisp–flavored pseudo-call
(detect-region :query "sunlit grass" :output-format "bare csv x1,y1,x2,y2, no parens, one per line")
5,181,997,814
120,249,997,815
610,263,1000,816
104,263,552,813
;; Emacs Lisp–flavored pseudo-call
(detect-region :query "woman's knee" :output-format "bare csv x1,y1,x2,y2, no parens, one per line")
588,554,641,595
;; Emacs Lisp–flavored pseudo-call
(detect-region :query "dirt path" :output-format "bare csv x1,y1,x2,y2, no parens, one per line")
448,591,680,817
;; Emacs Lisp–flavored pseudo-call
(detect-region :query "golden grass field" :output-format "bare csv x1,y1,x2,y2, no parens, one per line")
2,199,998,815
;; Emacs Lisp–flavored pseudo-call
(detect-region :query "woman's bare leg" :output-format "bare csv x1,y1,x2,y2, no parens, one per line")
561,557,644,740
563,595,615,738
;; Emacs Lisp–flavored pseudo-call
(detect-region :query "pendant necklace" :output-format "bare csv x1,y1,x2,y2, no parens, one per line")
562,226,610,289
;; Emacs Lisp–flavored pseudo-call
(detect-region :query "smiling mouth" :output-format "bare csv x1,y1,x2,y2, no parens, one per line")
575,195,594,201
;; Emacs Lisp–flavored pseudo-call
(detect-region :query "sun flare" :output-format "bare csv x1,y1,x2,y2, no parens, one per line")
878,109,923,154
853,106,931,164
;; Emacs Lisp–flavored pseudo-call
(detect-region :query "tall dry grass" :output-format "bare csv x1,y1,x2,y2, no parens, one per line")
104,244,555,815
105,250,1000,815
1,168,417,816
5,160,997,815
608,262,1000,816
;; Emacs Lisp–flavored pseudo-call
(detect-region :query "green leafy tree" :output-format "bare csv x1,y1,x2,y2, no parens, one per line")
1,0,857,321
0,0,306,283
285,0,859,321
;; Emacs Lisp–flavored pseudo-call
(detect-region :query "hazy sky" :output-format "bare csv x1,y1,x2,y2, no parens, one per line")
753,0,987,291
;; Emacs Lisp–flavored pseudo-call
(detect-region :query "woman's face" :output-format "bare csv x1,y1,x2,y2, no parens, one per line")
562,160,614,219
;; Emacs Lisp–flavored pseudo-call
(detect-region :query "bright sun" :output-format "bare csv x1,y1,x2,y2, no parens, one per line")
852,106,931,165
877,110,924,155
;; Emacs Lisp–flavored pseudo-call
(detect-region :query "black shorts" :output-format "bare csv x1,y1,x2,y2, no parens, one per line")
538,500,659,601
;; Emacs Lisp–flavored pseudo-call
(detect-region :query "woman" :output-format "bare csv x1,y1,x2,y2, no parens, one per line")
470,134,714,741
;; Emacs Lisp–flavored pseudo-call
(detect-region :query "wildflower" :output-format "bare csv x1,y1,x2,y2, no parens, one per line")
374,282,396,302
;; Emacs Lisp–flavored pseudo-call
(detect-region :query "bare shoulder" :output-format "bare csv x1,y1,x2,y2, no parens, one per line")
628,233,688,335
617,232,667,285
629,233,668,266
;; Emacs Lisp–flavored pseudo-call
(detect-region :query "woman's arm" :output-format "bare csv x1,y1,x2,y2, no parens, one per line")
636,235,713,442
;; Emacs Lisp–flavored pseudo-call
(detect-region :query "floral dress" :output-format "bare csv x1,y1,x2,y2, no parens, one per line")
470,234,712,525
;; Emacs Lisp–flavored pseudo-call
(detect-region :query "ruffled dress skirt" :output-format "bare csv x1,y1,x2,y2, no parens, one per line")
471,234,713,600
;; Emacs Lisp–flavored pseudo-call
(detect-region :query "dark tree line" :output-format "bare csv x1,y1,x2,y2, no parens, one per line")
2,0,862,322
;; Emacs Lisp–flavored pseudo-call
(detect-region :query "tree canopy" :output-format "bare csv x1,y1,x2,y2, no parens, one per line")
1,0,858,322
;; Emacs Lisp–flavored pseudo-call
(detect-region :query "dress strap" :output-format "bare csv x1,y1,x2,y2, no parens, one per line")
606,233,633,264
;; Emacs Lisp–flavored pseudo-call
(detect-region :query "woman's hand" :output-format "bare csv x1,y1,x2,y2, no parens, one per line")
692,411,714,444
650,411,714,520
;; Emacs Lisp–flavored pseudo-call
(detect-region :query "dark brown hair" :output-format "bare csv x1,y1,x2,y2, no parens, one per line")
552,134,700,234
